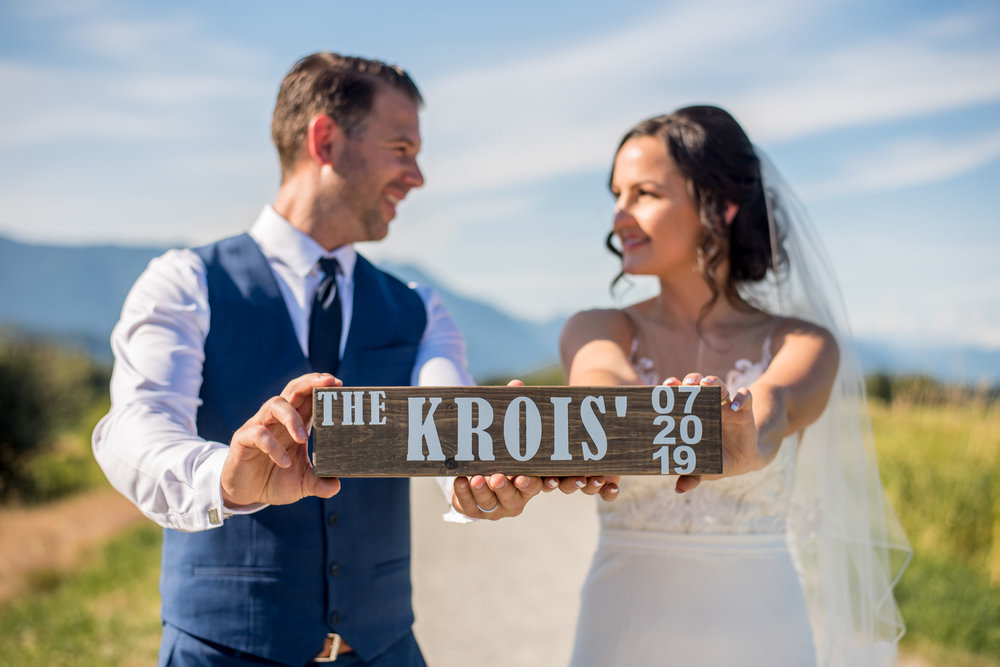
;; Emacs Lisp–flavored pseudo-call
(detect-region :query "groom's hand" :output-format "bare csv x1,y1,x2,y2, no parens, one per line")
221,372,343,508
448,376,546,521
451,474,544,520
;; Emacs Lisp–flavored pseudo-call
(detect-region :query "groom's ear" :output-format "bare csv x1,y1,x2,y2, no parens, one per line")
723,201,739,225
306,114,345,166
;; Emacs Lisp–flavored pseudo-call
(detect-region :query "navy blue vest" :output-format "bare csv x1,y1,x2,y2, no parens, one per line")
160,234,428,665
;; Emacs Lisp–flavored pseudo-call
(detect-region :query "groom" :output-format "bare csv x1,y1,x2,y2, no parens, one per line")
93,52,557,666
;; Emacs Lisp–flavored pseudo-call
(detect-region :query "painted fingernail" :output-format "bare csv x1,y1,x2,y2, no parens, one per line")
683,377,697,384
730,399,742,411
546,479,558,489
590,478,603,487
575,480,585,489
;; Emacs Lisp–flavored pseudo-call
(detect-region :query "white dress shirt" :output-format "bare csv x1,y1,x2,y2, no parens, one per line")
92,206,473,532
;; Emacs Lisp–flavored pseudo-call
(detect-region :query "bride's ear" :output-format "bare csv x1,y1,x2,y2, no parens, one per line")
723,201,739,225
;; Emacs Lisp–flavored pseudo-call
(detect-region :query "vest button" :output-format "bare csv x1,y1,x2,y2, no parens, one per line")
327,512,339,527
329,562,341,577
329,612,341,627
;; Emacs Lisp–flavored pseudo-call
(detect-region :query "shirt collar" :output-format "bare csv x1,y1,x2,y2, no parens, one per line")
249,205,357,281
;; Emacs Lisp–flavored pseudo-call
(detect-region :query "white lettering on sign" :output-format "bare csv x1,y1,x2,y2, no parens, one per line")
549,397,573,461
455,397,495,461
317,390,390,427
407,397,445,461
342,391,364,425
320,390,337,426
579,396,607,461
650,385,702,473
370,391,386,425
320,391,706,469
653,445,697,474
399,394,626,463
504,397,542,461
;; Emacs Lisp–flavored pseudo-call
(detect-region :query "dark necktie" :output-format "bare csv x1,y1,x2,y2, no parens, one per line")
308,257,343,375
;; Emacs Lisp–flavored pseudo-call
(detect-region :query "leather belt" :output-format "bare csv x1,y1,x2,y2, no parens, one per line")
314,633,352,662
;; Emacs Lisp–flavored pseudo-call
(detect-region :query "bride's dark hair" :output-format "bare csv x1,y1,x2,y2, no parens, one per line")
607,105,786,315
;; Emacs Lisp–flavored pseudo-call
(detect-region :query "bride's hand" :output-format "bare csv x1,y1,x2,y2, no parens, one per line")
662,374,758,493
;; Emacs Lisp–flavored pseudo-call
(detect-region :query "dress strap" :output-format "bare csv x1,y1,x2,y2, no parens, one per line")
759,317,785,367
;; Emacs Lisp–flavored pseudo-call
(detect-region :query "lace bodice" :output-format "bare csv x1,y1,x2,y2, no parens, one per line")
599,337,799,535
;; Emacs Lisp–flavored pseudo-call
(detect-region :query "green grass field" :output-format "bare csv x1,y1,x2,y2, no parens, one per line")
1,393,998,665
0,522,163,665
871,397,1000,661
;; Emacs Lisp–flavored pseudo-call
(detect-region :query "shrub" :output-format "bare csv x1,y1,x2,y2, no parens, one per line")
0,334,110,502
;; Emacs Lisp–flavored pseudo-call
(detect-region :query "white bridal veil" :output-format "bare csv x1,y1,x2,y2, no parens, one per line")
750,151,912,666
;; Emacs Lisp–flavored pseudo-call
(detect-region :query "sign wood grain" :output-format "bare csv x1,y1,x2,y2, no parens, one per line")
312,385,722,477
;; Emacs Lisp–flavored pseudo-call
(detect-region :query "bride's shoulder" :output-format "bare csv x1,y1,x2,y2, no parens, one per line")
560,308,635,345
769,316,839,358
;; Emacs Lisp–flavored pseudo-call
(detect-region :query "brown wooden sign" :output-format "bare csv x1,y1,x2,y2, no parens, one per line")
312,385,722,477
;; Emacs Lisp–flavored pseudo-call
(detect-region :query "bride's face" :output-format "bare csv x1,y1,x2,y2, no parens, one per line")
610,136,703,278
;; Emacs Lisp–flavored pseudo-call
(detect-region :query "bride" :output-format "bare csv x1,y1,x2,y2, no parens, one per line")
558,106,910,666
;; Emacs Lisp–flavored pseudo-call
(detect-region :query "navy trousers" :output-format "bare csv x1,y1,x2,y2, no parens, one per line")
158,622,427,667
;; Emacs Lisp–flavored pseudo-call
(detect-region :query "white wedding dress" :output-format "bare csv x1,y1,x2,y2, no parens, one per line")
569,337,818,667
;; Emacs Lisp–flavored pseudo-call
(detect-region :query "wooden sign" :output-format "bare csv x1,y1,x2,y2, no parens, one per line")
312,385,722,477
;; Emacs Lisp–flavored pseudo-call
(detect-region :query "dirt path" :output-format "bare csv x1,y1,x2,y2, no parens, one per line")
0,481,941,666
411,478,598,666
0,486,145,604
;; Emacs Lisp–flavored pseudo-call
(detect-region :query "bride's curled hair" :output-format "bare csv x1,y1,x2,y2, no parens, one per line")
608,106,787,314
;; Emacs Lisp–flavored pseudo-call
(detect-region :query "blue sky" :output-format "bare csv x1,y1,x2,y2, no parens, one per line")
2,0,999,348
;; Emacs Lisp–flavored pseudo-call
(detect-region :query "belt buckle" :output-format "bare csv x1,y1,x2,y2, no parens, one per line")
315,633,342,663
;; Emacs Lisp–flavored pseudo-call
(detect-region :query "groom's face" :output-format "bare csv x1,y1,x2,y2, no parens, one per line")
334,86,425,243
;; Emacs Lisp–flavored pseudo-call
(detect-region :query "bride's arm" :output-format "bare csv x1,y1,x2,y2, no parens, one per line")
559,309,642,386
550,309,638,499
749,318,839,462
672,318,839,492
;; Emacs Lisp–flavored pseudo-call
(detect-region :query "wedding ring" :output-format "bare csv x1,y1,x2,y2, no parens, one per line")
476,502,499,513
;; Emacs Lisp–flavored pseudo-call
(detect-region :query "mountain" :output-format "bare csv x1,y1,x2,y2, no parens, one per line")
854,339,1000,387
0,235,561,380
381,263,564,380
0,235,171,361
2,234,998,385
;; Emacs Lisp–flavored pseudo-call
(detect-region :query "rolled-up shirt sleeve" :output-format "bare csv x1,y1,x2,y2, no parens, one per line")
92,249,239,532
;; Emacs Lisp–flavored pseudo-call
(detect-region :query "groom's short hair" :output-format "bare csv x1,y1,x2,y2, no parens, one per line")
271,51,423,179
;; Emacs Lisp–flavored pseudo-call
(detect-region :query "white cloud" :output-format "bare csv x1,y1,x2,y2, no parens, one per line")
0,1,271,148
9,0,109,20
735,39,1000,144
417,1,1000,201
418,0,823,196
823,232,1000,348
109,73,268,105
66,14,202,62
801,127,1000,199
